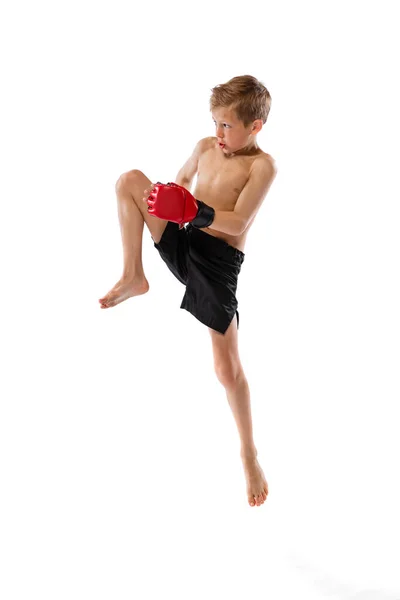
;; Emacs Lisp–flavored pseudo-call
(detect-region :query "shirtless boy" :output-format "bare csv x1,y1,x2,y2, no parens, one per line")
99,75,277,508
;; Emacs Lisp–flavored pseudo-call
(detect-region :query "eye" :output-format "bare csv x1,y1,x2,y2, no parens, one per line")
213,121,229,128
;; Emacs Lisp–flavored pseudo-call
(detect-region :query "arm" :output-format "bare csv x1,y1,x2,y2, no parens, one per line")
175,137,211,189
207,157,277,236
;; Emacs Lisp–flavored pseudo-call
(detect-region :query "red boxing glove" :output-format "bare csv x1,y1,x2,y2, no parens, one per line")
147,182,215,228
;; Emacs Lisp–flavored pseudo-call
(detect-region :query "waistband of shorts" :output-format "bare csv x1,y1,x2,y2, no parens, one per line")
187,224,245,261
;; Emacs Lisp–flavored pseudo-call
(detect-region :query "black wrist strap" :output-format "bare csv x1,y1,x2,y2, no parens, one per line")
192,200,215,228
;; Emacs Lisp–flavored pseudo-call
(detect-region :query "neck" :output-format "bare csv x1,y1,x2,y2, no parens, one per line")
229,141,259,158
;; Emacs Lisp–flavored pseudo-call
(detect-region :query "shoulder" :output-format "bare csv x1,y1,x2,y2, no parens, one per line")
189,137,216,164
204,136,218,148
254,152,277,171
250,153,277,181
194,136,216,149
192,136,215,159
202,136,218,152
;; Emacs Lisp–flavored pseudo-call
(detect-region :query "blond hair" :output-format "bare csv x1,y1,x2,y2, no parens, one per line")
209,75,271,128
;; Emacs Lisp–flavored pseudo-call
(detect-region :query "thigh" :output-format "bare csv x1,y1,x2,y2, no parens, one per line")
116,169,169,244
153,221,189,285
180,227,244,335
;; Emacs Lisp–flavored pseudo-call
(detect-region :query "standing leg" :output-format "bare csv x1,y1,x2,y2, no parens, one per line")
99,169,169,308
209,315,269,507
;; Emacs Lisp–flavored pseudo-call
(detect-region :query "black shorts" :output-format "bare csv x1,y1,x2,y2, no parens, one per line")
153,222,245,334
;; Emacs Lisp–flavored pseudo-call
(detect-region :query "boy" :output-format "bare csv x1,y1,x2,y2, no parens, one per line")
99,75,277,507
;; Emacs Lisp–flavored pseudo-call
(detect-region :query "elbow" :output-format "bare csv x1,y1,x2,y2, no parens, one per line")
175,175,191,189
235,216,247,236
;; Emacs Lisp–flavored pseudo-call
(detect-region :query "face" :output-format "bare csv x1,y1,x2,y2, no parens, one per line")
211,107,261,155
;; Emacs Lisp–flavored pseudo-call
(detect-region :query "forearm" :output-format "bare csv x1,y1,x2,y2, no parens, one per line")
175,176,193,191
207,209,244,236
167,180,243,234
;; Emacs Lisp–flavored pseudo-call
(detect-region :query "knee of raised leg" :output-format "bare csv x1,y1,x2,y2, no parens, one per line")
214,360,241,388
115,169,143,191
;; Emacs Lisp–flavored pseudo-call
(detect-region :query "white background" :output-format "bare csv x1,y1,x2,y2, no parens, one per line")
1,1,399,598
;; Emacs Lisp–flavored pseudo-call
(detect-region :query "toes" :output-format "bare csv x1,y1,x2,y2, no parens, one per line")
249,493,267,507
248,479,269,507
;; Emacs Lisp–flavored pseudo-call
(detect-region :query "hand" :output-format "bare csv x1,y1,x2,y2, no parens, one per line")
144,182,215,229
143,182,186,229
142,182,157,206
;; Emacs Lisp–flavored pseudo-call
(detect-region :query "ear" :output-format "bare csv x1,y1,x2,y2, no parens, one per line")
251,119,263,134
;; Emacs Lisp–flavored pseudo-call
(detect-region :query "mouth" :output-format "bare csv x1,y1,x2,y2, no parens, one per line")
218,142,226,149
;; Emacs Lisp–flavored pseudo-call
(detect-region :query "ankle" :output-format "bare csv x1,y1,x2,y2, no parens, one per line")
121,269,146,281
240,446,258,461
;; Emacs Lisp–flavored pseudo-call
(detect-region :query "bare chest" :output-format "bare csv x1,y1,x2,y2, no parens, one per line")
194,148,254,211
192,146,263,250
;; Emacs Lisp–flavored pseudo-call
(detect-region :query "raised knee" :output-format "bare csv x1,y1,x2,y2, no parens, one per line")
115,169,143,190
214,360,241,388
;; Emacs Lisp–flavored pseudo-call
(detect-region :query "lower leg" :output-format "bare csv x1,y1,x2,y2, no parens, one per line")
210,319,267,506
115,180,146,280
223,370,269,507
224,370,258,459
98,178,149,308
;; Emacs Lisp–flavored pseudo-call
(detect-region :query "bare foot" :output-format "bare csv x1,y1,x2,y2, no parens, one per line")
98,275,149,308
241,455,269,507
